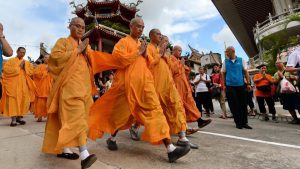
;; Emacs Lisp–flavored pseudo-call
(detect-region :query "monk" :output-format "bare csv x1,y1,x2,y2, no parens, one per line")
129,29,198,149
42,17,99,169
1,47,35,126
167,45,212,132
88,18,190,163
33,55,52,122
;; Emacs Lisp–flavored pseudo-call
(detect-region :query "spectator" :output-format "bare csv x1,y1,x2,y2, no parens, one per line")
105,73,114,91
286,45,300,90
211,64,227,119
194,66,214,117
221,46,252,129
274,60,300,124
253,64,278,122
245,77,256,116
0,23,13,99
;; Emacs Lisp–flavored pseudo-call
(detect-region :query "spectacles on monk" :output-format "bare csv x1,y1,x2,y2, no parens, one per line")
71,24,85,30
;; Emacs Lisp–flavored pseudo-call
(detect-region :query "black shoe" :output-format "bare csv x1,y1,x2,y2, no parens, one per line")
57,152,79,160
16,120,26,125
81,154,97,169
106,138,118,151
197,119,212,128
243,124,253,129
10,122,17,127
288,119,300,124
129,127,140,141
168,145,191,163
236,125,243,129
176,140,199,149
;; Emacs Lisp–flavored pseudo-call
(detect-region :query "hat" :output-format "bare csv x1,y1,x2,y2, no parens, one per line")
256,63,267,69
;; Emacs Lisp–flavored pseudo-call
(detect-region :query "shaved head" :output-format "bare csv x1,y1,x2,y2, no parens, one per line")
173,45,182,51
69,17,84,27
173,45,182,58
130,17,144,26
149,29,159,37
130,17,144,40
69,17,85,40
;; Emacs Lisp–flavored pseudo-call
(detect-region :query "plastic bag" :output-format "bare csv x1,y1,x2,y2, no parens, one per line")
280,78,296,94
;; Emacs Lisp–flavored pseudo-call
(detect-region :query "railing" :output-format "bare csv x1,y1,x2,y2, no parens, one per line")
96,23,128,37
253,7,300,35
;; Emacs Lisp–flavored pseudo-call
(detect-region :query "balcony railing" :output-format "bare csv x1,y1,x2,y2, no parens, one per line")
96,23,128,37
253,7,300,35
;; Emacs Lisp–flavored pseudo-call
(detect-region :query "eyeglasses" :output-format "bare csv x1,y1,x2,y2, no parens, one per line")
71,24,85,30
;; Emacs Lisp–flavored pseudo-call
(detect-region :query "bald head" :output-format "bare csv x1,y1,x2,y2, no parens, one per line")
173,45,182,58
69,17,85,40
130,17,144,26
130,17,144,40
225,46,236,59
149,29,161,45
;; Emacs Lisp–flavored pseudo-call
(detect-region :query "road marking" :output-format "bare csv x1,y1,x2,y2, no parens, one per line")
198,131,300,149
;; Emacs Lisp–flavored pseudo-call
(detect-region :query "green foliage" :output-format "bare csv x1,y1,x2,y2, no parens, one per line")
86,23,96,32
288,14,300,22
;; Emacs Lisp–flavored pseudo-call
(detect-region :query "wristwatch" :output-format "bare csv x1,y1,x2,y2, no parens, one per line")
0,35,5,39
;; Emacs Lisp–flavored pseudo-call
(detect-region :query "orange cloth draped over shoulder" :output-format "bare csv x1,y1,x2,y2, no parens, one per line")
147,43,186,134
1,57,36,116
165,55,201,122
33,64,52,118
88,36,170,144
42,36,108,154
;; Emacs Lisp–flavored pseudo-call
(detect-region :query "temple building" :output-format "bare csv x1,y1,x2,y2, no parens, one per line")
187,45,222,75
71,0,142,53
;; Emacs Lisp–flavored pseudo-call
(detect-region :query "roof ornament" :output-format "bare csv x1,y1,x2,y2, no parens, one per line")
69,1,84,12
129,0,143,8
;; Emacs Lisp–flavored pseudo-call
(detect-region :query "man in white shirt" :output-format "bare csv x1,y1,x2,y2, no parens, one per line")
286,47,300,89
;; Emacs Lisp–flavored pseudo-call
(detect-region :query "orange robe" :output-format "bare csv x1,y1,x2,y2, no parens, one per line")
147,43,186,134
42,36,100,154
89,36,170,144
1,57,35,117
166,55,201,122
33,64,52,118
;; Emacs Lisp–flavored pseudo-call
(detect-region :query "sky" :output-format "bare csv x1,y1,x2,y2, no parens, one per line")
0,0,248,61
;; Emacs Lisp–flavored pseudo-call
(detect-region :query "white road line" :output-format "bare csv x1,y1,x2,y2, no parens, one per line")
198,131,300,149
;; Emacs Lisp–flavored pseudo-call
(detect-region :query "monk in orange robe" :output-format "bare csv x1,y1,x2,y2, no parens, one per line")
129,29,198,149
1,47,36,127
33,55,52,122
166,44,212,132
88,18,190,163
42,17,100,169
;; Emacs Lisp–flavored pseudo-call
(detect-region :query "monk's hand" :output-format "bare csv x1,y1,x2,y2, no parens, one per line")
20,60,25,69
78,38,89,55
180,57,185,65
139,40,147,56
159,42,167,57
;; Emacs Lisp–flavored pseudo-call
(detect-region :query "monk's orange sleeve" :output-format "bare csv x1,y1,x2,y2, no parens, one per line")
2,59,20,77
48,38,77,77
33,65,43,79
24,61,34,76
112,38,139,68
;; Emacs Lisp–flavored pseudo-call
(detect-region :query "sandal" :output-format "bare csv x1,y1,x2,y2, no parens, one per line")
57,152,79,160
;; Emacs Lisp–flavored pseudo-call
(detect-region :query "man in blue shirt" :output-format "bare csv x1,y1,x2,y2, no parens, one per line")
0,23,13,99
221,46,252,129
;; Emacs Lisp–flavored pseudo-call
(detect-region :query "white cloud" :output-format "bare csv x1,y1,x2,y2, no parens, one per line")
0,0,69,60
0,0,220,61
212,25,238,47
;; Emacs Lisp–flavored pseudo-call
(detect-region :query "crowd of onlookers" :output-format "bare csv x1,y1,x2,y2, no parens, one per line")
188,56,300,125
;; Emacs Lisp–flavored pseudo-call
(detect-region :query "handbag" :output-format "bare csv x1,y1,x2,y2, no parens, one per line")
280,77,296,94
205,74,212,89
211,86,221,98
256,85,271,93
